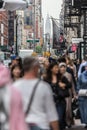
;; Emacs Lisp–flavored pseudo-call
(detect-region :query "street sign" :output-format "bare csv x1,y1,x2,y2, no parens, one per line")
72,38,83,43
83,35,87,39
27,39,39,43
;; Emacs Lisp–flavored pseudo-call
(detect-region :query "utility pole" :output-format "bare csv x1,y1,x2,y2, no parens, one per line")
15,16,18,56
33,0,36,51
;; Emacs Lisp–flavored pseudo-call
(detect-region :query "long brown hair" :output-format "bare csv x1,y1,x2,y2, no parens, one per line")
44,62,62,83
11,64,23,80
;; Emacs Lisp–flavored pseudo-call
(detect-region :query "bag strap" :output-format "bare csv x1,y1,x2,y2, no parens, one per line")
25,79,40,116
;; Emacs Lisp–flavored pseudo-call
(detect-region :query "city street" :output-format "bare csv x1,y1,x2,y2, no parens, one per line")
1,1,87,130
66,120,86,130
66,126,86,130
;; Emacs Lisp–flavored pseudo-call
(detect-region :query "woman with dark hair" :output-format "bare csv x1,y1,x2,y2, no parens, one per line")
11,64,23,81
44,62,71,130
15,56,23,67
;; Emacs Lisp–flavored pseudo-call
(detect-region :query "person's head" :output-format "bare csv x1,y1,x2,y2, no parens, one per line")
58,57,66,63
0,64,11,87
11,64,23,81
15,56,22,67
43,58,50,69
23,56,40,78
11,55,17,66
49,57,57,64
66,56,71,65
59,62,67,74
45,62,59,82
85,63,87,71
49,62,59,75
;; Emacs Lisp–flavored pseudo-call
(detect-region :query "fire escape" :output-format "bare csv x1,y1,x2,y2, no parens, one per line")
64,0,81,37
64,0,87,60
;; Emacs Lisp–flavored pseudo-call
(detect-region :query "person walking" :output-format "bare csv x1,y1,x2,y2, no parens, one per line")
44,62,70,130
13,56,59,130
0,64,27,130
59,62,76,128
77,63,87,128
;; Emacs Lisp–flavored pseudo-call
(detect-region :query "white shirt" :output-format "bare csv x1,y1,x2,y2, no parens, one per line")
13,78,58,129
0,86,11,130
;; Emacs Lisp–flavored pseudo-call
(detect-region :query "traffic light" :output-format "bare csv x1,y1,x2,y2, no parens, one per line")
0,0,4,8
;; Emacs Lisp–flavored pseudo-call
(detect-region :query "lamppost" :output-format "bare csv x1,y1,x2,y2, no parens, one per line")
15,15,22,56
33,0,36,51
15,15,18,56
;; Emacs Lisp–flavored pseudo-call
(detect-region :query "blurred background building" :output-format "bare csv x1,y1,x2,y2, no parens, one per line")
59,0,87,60
0,11,8,51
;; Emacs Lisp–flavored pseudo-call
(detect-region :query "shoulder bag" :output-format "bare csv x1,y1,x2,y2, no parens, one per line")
25,79,40,116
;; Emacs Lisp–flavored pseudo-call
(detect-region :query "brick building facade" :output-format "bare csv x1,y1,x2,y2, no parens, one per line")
0,11,8,51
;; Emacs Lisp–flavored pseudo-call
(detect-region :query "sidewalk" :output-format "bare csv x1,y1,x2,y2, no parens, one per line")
66,126,86,130
66,120,86,130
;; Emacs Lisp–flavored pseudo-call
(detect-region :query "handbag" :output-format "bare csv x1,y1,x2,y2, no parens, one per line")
78,89,87,96
58,87,70,98
25,79,40,116
72,99,80,119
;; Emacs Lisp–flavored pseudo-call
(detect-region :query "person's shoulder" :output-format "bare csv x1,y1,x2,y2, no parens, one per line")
39,80,50,89
9,85,22,101
39,80,50,87
80,61,86,66
64,72,72,80
64,72,71,77
12,78,23,88
39,80,52,94
78,73,83,80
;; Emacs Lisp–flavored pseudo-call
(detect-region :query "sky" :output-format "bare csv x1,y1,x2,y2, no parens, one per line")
42,0,63,19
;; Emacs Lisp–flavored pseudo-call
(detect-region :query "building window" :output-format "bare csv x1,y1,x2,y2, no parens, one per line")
1,36,4,46
10,22,14,27
1,23,4,34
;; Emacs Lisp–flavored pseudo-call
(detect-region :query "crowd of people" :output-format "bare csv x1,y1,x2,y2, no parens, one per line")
0,55,87,130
